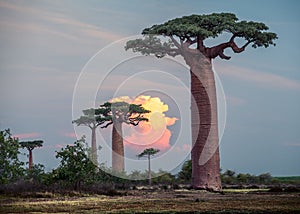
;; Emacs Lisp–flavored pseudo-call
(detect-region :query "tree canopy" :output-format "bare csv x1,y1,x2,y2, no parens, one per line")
0,129,24,184
54,138,96,190
72,108,110,129
20,140,43,151
101,101,151,128
137,148,160,158
125,13,277,60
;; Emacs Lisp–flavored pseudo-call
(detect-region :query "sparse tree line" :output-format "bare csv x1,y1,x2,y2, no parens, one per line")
1,128,297,195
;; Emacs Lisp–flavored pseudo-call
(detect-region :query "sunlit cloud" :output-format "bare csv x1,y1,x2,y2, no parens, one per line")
110,95,178,152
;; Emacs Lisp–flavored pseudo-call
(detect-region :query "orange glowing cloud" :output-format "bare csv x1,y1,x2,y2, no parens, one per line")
110,95,178,152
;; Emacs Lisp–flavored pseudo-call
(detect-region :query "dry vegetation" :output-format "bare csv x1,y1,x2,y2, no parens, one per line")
1,189,300,213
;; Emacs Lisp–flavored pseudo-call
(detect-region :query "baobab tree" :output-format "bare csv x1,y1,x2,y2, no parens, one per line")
126,13,277,191
73,108,109,165
137,148,160,185
20,140,43,170
101,102,150,172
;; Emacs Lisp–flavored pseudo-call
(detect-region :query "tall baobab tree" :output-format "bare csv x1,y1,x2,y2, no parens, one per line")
73,108,109,165
101,102,150,172
20,140,43,170
137,148,160,185
126,13,277,191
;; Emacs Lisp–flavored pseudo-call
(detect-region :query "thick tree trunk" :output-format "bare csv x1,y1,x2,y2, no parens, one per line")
112,121,124,172
186,52,222,192
29,149,33,170
91,127,98,166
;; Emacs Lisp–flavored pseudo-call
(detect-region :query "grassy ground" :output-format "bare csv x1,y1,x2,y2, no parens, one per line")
1,189,299,213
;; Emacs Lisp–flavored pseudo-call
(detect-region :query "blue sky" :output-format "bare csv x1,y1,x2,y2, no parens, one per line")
0,0,299,176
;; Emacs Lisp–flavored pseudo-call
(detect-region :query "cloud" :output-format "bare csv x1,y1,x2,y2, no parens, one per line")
13,132,41,139
226,95,247,106
63,132,77,139
174,143,191,153
110,95,178,152
284,142,300,147
217,64,300,91
0,1,122,56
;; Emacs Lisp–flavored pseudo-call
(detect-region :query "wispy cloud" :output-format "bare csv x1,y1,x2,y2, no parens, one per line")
226,95,247,106
13,132,41,139
284,142,300,147
63,132,77,139
0,1,122,54
217,64,300,91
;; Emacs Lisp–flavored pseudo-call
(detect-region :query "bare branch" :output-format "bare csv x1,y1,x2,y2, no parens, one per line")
101,121,113,128
170,36,181,49
219,50,231,60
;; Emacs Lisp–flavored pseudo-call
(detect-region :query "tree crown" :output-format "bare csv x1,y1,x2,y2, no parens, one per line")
20,140,43,151
126,13,277,60
138,148,160,158
101,101,151,128
72,107,110,129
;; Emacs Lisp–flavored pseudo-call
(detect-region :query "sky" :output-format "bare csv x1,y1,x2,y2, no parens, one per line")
0,0,299,176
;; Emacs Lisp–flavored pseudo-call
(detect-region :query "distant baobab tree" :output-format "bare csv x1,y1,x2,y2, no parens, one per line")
20,140,43,170
138,148,160,185
73,108,109,165
101,102,150,172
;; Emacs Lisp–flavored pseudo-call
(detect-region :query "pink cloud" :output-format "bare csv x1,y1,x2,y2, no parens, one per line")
284,142,300,147
63,132,77,139
217,64,300,91
125,128,172,152
13,132,41,139
226,95,247,106
174,143,192,153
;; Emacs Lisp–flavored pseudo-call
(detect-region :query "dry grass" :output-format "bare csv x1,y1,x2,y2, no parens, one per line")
1,189,299,213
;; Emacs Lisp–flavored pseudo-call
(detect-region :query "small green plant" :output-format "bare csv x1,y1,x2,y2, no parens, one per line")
0,129,24,184
53,137,97,190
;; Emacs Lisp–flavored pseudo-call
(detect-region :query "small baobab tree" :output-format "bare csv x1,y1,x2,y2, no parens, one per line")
20,140,43,170
73,108,109,165
137,148,160,185
101,102,150,172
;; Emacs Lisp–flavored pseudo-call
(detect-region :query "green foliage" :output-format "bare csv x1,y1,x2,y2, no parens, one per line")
153,169,175,185
53,138,97,190
20,140,43,151
25,163,46,183
125,35,176,58
126,13,277,60
221,170,273,185
137,148,160,158
72,107,110,128
0,129,24,184
177,160,192,182
142,13,239,39
101,101,150,127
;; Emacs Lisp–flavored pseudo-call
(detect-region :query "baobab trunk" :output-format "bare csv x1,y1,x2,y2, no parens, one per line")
91,127,98,166
29,149,33,170
187,52,222,192
112,121,124,172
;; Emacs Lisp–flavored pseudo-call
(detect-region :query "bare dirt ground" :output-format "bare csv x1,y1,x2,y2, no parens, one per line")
1,189,300,213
